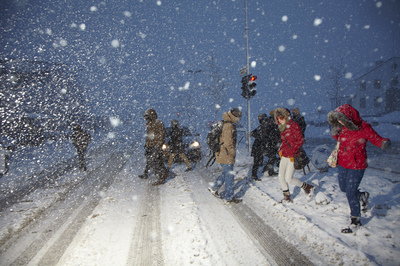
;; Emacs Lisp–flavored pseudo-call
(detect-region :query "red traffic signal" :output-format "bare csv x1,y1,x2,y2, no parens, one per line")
249,76,257,82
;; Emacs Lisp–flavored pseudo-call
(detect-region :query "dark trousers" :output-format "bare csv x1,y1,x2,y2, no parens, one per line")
144,147,167,179
251,153,264,177
76,146,88,171
252,152,279,177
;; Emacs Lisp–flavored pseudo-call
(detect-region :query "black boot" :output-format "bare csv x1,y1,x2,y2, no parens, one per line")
139,173,148,179
341,217,362,233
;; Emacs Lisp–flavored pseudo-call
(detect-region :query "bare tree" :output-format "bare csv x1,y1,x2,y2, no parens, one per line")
326,58,347,108
204,54,229,121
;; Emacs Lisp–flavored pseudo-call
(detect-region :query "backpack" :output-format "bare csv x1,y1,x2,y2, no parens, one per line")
207,121,225,154
206,121,229,167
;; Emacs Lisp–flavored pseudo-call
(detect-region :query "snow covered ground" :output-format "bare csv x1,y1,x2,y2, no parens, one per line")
0,120,399,265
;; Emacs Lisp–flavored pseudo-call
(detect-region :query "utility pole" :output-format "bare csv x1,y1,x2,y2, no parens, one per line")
244,0,251,152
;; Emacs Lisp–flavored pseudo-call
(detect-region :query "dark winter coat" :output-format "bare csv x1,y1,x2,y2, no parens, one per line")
251,120,269,157
143,109,165,149
265,116,281,156
328,104,390,170
72,125,91,152
169,125,184,154
251,117,280,157
275,107,304,158
216,110,240,165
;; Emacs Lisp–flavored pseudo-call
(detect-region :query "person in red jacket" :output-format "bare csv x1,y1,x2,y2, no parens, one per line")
328,104,391,233
275,107,314,203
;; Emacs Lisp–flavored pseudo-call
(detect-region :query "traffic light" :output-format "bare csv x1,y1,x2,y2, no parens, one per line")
241,74,251,98
240,74,257,99
248,75,257,97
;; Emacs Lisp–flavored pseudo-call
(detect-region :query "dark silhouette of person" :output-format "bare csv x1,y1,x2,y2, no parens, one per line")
72,124,91,171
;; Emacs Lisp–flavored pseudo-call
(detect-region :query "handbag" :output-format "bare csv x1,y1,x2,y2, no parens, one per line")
293,147,310,170
327,141,340,167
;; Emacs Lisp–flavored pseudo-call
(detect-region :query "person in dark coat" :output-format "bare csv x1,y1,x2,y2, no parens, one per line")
72,124,91,171
139,108,169,186
262,110,281,176
292,107,306,137
251,113,269,181
167,120,192,172
328,104,391,233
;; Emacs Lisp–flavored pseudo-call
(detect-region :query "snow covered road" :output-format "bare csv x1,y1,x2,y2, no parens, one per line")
0,146,312,265
0,138,399,265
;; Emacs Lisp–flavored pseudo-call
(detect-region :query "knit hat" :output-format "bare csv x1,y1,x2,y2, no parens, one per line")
230,107,243,118
292,107,300,115
257,113,267,119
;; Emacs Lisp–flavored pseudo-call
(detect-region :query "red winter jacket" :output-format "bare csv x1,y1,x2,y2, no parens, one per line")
279,120,304,158
331,104,390,170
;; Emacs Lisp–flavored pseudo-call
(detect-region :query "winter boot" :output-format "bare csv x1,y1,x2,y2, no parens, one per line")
302,182,315,195
225,198,242,204
185,167,192,172
341,217,362,234
359,191,370,212
151,171,169,186
268,170,278,176
138,173,148,179
208,187,220,198
280,190,291,203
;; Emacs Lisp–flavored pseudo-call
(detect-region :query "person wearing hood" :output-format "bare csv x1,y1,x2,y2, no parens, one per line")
328,104,391,233
139,108,169,186
208,108,243,204
275,107,314,203
166,120,192,172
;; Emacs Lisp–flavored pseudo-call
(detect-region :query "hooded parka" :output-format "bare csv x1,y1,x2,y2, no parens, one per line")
215,110,241,165
327,104,390,170
274,107,304,158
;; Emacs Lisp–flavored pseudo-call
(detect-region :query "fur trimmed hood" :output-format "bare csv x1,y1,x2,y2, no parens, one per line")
327,104,360,131
274,107,291,132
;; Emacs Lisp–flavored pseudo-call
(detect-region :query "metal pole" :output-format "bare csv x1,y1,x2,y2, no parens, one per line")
245,0,251,152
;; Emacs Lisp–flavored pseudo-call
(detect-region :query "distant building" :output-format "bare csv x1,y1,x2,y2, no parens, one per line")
351,57,400,117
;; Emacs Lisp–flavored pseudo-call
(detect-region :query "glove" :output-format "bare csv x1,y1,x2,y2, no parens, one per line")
278,152,282,158
381,140,391,150
290,157,294,162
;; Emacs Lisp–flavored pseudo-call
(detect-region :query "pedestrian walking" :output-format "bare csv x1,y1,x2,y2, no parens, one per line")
166,120,192,173
208,108,243,203
275,107,314,203
139,109,169,186
251,113,269,181
262,110,281,176
327,104,391,233
72,124,91,172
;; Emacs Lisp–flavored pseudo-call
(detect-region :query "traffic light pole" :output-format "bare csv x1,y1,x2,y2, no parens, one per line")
245,0,251,152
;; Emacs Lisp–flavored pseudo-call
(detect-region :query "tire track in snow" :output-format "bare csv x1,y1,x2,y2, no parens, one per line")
0,151,128,265
126,183,164,266
196,165,313,265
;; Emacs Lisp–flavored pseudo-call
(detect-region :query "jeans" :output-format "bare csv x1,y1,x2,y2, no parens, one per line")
337,165,365,218
211,164,235,201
